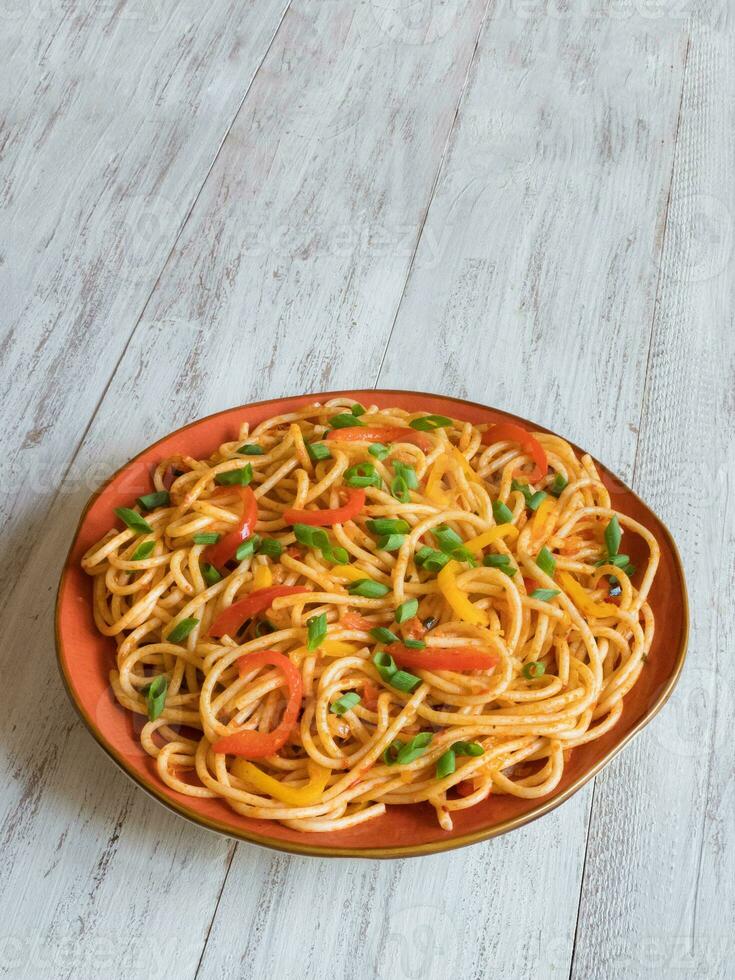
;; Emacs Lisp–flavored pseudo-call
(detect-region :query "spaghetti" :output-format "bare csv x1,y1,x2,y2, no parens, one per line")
82,400,658,833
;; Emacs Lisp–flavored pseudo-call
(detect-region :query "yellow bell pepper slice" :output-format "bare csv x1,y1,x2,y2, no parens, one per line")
330,564,365,582
425,455,454,506
437,560,489,626
532,497,556,537
559,571,619,618
233,759,330,806
252,564,273,589
464,523,519,556
320,639,359,657
450,445,482,484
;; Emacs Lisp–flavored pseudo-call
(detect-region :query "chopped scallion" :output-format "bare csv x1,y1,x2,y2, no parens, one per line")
409,414,452,431
215,464,253,486
492,500,514,524
330,413,364,429
307,612,328,651
167,618,199,643
330,691,361,715
394,598,418,624
131,540,155,561
522,661,546,679
536,546,556,577
530,588,560,602
115,507,153,535
605,516,622,557
306,441,331,462
193,532,220,545
436,749,456,779
366,518,410,535
348,579,391,598
145,675,168,721
201,563,222,586
370,626,400,645
137,491,170,511
237,444,264,456
368,443,390,460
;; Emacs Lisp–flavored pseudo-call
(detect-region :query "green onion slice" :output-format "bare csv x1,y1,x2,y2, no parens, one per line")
392,461,418,490
492,500,514,524
432,524,464,553
115,507,153,535
370,626,400,645
483,553,509,567
137,491,170,511
344,462,381,489
351,404,366,417
131,540,155,561
530,588,560,602
237,444,264,455
330,691,361,715
145,675,168,721
436,749,456,779
193,532,220,545
390,670,422,693
453,740,485,757
522,661,546,679
382,739,404,765
306,441,331,462
236,536,259,561
215,464,253,486
307,613,328,651
376,533,405,552
167,618,199,643
415,547,450,573
536,546,556,577
390,475,410,502
201,563,222,586
373,651,398,681
550,474,568,497
395,732,433,763
528,490,548,511
403,638,426,650
510,479,533,505
409,414,452,431
605,516,622,557
366,518,410,535
330,413,364,429
394,598,419,624
348,579,391,598
368,443,390,460
258,538,283,559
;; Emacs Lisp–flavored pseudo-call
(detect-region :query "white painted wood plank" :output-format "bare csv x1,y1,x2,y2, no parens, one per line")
371,9,687,980
0,0,290,596
571,19,735,980
1,2,492,977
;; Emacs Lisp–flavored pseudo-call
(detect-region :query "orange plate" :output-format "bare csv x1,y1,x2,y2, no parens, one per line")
56,390,689,859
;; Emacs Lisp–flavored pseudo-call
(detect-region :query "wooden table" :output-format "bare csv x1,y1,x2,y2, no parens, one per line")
2,3,731,977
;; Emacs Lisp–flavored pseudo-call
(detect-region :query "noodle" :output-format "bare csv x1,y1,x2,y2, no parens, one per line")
82,400,658,832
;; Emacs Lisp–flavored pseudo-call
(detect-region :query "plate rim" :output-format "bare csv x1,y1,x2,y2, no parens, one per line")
55,388,689,859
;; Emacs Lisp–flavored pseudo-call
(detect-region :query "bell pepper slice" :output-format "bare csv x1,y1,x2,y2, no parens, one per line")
437,560,489,627
205,486,258,570
482,422,548,483
532,497,555,537
559,571,619,618
326,425,434,453
209,586,309,638
212,650,303,757
330,564,366,582
320,639,359,657
425,455,455,506
464,524,519,556
283,488,365,527
233,758,330,805
387,642,498,672
252,564,273,589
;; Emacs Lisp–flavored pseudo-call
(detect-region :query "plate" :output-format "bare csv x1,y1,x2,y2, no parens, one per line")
56,390,688,858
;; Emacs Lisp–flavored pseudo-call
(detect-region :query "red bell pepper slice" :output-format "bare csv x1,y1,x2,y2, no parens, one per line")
283,488,365,527
326,426,434,453
212,650,302,758
209,586,310,638
482,422,548,483
387,643,498,672
205,485,258,570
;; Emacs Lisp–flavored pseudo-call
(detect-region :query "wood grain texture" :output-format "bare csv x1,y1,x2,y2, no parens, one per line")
199,10,688,980
571,17,735,980
0,0,290,598
1,2,492,977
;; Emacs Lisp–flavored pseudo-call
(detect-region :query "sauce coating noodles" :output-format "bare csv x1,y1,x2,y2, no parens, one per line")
82,401,658,833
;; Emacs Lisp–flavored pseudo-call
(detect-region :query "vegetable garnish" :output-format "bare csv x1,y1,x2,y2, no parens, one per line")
372,651,421,692
167,618,199,643
193,532,220,545
536,546,556,577
390,475,410,502
201,563,222,586
130,540,155,561
329,413,365,429
326,425,433,453
209,586,310,638
453,740,484,757
215,464,253,486
137,491,170,511
483,553,517,577
145,675,168,721
370,626,400,645
392,461,419,489
492,500,514,524
233,759,329,806
437,561,489,627
522,661,546,679
348,579,391,598
436,749,456,778
549,473,568,497
605,516,622,557
415,547,451,573
409,414,452,431
283,488,366,527
258,538,283,559
205,486,258,571
293,524,349,564
482,421,548,482
351,404,366,416
376,534,405,552
236,537,258,560
115,507,153,535
344,462,382,489
559,571,619,618
395,732,433,764
213,651,302,758
366,518,410,536
329,691,361,715
237,444,264,455
529,588,560,602
394,598,419,623
368,443,390,460
387,643,497,672
307,613,328,651
306,441,331,462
